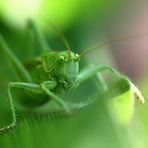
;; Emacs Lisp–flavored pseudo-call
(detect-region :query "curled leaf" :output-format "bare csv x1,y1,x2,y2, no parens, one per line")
106,76,144,126
130,81,145,104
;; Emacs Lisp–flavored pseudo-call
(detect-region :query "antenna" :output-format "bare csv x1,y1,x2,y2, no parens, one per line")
80,33,148,57
48,22,71,54
36,15,71,54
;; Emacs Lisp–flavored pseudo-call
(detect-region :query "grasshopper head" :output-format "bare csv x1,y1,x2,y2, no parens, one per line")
54,50,80,82
41,50,80,83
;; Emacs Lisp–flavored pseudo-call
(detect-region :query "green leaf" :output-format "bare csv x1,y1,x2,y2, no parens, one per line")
105,76,144,126
107,89,135,126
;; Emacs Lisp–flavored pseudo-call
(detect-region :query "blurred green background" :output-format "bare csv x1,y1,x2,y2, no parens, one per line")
0,0,148,148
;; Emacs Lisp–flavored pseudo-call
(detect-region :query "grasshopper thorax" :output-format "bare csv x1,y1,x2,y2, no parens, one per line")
41,50,80,86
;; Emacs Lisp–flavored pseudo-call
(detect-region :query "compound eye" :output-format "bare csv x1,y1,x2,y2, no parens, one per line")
59,55,70,63
59,56,65,63
74,53,80,61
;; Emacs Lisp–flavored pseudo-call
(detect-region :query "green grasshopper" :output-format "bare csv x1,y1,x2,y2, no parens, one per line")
0,20,144,133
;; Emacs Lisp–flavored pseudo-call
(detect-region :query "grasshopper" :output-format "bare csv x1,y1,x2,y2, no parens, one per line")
0,20,144,133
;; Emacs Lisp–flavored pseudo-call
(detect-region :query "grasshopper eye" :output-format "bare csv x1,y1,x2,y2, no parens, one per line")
74,53,80,62
59,55,70,63
59,56,65,62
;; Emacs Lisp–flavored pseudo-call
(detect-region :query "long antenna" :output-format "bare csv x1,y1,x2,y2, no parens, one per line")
37,16,71,54
48,23,71,53
80,33,148,57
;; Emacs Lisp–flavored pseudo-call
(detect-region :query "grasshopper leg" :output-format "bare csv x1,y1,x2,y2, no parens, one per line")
0,82,42,133
27,19,51,53
0,34,32,82
94,72,108,92
0,85,16,133
41,81,71,115
76,64,124,86
0,81,56,133
75,64,128,95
